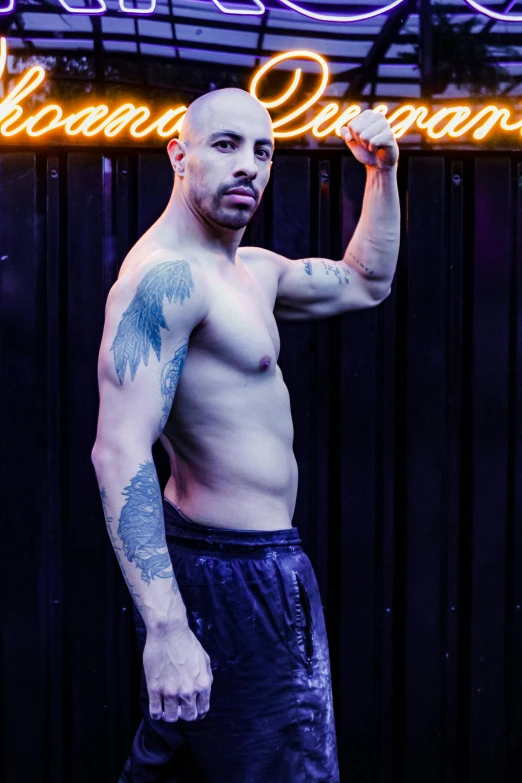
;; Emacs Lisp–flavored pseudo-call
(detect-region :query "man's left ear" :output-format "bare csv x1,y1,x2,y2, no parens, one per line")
167,138,187,177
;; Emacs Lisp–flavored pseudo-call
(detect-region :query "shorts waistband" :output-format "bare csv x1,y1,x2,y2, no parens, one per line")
163,497,302,555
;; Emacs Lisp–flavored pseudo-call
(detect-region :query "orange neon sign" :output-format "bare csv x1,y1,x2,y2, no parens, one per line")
0,38,521,143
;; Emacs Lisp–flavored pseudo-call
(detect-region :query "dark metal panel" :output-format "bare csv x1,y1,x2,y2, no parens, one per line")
508,161,522,779
376,287,397,783
403,156,446,782
137,153,173,237
45,155,65,783
271,156,311,261
0,154,48,780
470,157,511,781
376,160,405,783
115,156,133,273
65,153,113,782
443,160,465,783
337,155,380,781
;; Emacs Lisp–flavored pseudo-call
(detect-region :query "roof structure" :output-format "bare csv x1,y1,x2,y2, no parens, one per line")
1,0,521,146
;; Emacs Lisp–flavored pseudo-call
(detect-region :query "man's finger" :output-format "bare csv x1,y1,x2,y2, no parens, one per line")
178,692,198,721
359,121,389,144
196,689,211,719
340,126,356,144
162,694,181,722
367,130,397,153
149,690,163,721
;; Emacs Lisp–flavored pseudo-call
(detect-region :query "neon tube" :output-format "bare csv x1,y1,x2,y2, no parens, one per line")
0,40,520,143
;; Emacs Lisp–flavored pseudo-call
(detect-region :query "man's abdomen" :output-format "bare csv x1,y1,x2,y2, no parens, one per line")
161,369,298,530
162,433,298,530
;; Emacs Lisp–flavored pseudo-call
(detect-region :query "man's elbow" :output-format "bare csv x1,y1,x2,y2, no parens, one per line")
91,438,129,473
378,284,393,304
91,430,155,473
91,442,109,475
365,283,392,308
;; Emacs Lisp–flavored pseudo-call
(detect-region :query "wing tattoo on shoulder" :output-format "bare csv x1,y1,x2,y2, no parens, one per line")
111,259,194,384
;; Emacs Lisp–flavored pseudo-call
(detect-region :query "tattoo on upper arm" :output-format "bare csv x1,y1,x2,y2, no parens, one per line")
321,260,351,285
100,486,145,611
348,251,375,277
116,461,179,592
301,259,313,276
159,342,188,434
111,260,194,384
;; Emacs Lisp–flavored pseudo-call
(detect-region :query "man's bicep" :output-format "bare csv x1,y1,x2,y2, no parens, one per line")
273,253,374,321
94,260,203,449
95,330,189,450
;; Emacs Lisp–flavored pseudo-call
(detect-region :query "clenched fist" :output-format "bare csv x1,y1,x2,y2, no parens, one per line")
143,623,213,722
340,109,399,171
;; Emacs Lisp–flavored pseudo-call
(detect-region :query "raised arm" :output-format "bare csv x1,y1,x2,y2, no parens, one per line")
253,110,400,322
91,254,212,724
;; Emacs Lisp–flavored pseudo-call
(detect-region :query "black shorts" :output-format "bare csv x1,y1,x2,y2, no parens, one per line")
119,498,339,783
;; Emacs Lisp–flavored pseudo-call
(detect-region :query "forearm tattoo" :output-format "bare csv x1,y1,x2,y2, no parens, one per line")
320,259,351,285
117,461,179,592
348,250,375,277
100,487,145,611
111,260,194,384
159,342,187,434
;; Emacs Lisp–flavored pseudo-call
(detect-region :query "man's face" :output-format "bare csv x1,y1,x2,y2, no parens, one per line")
182,101,274,231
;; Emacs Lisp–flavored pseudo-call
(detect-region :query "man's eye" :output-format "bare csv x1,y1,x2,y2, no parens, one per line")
256,148,270,160
215,141,234,150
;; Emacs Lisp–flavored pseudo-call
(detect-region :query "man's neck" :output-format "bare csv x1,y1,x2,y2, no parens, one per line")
159,189,244,265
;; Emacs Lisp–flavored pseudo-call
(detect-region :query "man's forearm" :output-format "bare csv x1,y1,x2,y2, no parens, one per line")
92,446,188,631
343,164,400,301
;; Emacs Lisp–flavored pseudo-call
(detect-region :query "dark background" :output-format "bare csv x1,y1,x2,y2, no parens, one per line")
0,146,521,783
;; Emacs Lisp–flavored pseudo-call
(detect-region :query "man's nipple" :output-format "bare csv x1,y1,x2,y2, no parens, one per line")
259,355,271,371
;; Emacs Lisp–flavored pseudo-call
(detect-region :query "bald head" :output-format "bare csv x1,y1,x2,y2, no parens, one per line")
168,87,274,232
179,87,273,146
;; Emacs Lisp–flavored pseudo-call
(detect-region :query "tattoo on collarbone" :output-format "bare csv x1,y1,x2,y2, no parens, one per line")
348,251,375,277
301,258,313,276
100,487,145,611
159,342,188,434
321,259,351,285
111,260,194,384
116,462,179,592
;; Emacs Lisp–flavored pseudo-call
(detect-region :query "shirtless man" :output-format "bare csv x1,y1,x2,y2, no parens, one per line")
91,88,400,783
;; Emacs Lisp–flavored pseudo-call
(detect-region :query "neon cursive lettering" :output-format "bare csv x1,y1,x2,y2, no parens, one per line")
0,39,520,144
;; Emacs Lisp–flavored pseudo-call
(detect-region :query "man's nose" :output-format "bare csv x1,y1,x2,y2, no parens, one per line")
233,151,258,179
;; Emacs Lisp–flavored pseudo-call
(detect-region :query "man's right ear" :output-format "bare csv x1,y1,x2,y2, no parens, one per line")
167,138,187,177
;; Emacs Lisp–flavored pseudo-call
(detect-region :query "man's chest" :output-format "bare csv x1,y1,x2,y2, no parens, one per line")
195,254,281,374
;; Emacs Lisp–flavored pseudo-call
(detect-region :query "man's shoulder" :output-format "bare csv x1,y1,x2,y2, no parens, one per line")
237,246,288,305
107,247,210,326
238,245,285,283
238,245,283,266
118,246,204,284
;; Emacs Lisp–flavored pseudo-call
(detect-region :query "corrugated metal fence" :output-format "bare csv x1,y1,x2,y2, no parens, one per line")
0,147,521,783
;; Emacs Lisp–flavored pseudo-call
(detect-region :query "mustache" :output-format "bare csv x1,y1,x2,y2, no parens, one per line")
220,181,259,201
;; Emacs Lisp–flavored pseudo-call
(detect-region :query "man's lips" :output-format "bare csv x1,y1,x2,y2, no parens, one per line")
224,187,256,204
